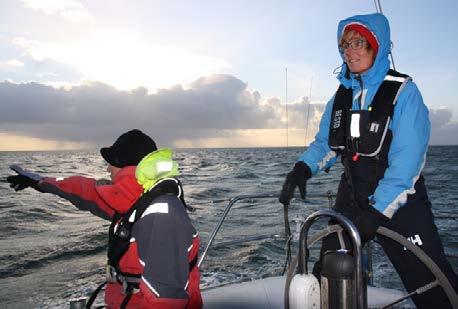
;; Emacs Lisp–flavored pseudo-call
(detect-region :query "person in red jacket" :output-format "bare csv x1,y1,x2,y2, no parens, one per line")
7,129,202,309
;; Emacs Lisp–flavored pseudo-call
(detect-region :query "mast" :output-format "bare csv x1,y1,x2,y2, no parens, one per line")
285,67,289,147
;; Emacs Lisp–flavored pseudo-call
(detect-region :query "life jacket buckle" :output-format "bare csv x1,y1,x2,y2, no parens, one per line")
105,263,118,283
120,277,140,295
115,223,130,239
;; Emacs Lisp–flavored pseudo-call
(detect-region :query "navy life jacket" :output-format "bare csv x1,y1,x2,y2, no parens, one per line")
328,69,411,206
87,178,195,309
329,69,411,157
108,179,185,270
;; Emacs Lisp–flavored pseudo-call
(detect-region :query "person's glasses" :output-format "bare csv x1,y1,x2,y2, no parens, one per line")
339,39,367,53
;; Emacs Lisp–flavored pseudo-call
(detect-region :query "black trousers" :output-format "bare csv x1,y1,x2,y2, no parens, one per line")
313,175,457,308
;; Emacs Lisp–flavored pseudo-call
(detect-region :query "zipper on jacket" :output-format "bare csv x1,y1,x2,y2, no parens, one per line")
355,74,364,110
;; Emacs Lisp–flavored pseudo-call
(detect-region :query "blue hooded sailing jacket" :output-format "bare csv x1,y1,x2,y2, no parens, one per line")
298,13,430,218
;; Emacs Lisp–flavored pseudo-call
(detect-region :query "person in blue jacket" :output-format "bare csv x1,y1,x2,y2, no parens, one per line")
279,13,457,308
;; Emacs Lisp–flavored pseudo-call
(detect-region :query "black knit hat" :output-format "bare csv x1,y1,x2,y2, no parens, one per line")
100,129,157,168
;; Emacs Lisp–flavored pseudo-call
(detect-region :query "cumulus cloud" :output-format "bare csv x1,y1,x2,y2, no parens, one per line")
2,76,455,149
0,59,24,68
20,0,94,23
429,108,458,145
11,36,231,91
1,74,316,147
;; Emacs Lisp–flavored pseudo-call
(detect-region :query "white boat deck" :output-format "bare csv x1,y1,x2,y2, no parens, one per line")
202,276,415,308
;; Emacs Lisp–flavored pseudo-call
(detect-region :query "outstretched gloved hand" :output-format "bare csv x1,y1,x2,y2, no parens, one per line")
279,161,312,205
7,175,40,191
6,165,43,192
353,205,389,242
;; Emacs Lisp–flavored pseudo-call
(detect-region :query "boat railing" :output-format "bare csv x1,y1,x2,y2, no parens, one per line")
197,192,333,268
199,193,457,308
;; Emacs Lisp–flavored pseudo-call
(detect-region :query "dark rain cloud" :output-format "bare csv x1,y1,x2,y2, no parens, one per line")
429,108,458,145
1,75,455,147
0,75,289,147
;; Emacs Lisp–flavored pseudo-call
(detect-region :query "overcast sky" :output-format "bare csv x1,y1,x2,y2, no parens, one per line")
1,0,457,150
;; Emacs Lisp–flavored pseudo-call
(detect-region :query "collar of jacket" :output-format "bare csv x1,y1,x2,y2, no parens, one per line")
113,166,137,182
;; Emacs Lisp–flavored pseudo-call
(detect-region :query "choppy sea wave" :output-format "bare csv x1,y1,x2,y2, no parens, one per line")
0,146,456,308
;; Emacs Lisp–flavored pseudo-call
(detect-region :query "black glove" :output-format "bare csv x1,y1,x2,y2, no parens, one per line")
279,161,312,205
353,205,389,242
6,175,42,192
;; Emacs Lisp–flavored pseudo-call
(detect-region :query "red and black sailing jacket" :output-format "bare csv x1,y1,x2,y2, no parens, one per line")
39,166,202,308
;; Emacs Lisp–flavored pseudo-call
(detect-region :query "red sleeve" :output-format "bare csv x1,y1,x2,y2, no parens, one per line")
39,169,142,219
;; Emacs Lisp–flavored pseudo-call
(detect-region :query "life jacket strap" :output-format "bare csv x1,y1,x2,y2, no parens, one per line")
85,281,107,309
118,274,141,295
120,292,133,309
105,263,141,293
117,269,141,309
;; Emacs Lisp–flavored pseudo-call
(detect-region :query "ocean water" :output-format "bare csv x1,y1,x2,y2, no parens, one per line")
0,146,456,308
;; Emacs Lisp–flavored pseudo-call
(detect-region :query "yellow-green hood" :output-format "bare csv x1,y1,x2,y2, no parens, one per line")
135,148,179,192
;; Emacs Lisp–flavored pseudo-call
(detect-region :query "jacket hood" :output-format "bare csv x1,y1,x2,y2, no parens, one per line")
337,13,391,88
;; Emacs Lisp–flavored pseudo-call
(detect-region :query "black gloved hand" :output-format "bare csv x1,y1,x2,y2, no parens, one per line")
353,205,389,242
279,161,312,205
6,174,41,192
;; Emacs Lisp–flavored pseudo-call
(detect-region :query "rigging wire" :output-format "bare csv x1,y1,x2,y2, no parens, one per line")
304,77,312,147
374,0,396,70
285,67,289,147
374,0,383,14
